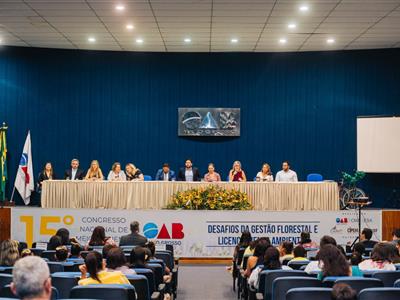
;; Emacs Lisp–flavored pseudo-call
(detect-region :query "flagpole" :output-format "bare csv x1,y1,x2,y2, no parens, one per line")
0,122,8,205
9,185,16,203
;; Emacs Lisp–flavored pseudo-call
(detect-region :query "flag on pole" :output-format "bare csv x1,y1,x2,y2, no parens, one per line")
14,131,34,205
0,129,7,201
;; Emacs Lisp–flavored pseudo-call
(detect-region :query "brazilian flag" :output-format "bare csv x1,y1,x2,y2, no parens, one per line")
0,129,7,201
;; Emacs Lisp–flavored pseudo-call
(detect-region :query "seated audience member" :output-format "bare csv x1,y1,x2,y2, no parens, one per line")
304,235,337,274
155,163,176,181
102,244,117,260
120,221,148,246
360,228,378,249
107,162,126,181
84,160,104,181
229,160,247,182
298,231,318,248
55,246,69,262
331,283,357,300
233,231,252,262
106,247,136,275
70,243,83,259
0,239,20,266
204,163,221,182
37,162,56,191
317,244,351,280
255,163,273,182
290,246,308,261
249,247,290,289
244,237,271,277
125,163,144,181
78,251,130,285
146,241,172,282
177,159,201,181
129,246,147,269
88,226,116,247
353,242,366,256
350,252,364,277
388,242,400,263
275,161,298,182
10,256,52,300
21,249,33,258
392,228,400,245
64,158,84,180
279,241,294,263
358,242,396,271
56,228,80,246
47,235,62,250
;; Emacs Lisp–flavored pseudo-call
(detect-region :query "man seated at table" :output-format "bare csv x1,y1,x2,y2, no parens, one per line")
155,163,176,181
275,161,298,182
177,159,201,181
119,221,148,247
64,158,85,180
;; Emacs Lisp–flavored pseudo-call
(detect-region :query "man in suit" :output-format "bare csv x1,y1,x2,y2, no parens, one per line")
177,159,201,181
155,163,176,181
64,158,85,180
119,221,148,247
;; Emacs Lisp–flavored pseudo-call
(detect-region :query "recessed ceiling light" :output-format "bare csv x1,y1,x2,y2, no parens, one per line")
126,24,134,30
115,4,125,11
184,38,191,43
299,5,309,11
136,38,143,44
327,38,335,44
279,38,287,44
231,38,238,43
88,37,96,43
288,23,297,29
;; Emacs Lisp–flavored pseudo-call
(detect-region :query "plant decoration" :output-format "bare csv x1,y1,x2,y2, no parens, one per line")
166,185,252,210
341,170,366,186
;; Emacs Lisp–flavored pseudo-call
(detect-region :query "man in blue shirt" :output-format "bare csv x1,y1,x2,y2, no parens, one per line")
155,163,176,181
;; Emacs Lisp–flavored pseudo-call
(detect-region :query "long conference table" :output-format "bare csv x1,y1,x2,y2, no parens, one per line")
41,180,339,211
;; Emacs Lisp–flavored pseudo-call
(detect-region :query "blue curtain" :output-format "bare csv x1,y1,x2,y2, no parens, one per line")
0,46,399,207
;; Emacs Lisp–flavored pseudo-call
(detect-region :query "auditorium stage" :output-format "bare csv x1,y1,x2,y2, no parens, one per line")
2,207,397,258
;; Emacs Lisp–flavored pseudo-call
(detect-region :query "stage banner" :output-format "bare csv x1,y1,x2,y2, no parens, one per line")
11,208,381,257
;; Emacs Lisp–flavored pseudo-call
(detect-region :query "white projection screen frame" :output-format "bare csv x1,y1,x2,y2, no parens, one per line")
357,116,400,173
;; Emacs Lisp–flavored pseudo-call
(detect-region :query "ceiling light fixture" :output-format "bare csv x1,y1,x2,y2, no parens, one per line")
184,38,191,43
279,38,287,44
136,38,144,44
288,23,297,29
327,38,335,44
88,37,96,43
126,24,134,30
115,4,125,11
231,38,238,43
299,5,309,11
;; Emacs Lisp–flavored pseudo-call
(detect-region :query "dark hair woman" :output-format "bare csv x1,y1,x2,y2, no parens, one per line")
106,248,136,275
244,238,271,277
47,235,62,250
78,251,130,285
88,226,115,247
299,231,319,249
129,247,147,268
317,245,350,280
358,242,397,271
233,231,252,261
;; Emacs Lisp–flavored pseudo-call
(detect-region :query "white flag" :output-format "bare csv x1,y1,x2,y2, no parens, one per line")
14,131,34,205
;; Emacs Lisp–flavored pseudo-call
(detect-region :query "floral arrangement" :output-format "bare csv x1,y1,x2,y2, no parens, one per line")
342,170,366,186
166,185,252,210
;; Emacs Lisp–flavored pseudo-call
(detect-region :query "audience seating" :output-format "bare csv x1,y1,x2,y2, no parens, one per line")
41,250,57,261
134,268,163,294
232,247,245,291
47,262,65,273
70,284,136,300
30,248,45,256
0,275,13,289
51,274,79,298
127,274,160,300
0,268,13,275
270,276,322,300
371,270,400,287
286,287,332,300
145,263,164,288
323,277,383,292
358,287,400,300
80,251,89,259
0,285,59,300
394,278,400,287
287,260,310,270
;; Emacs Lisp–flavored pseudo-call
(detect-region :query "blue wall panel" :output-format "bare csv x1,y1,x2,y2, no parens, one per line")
0,46,399,207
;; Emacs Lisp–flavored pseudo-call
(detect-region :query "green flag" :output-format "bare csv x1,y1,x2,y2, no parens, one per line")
0,130,7,201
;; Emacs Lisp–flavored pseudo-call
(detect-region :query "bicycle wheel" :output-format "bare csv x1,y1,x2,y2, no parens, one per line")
339,187,350,210
342,188,367,210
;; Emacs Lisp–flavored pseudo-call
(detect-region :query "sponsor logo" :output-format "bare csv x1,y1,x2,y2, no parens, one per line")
330,226,343,234
143,222,185,240
335,217,348,224
347,227,359,233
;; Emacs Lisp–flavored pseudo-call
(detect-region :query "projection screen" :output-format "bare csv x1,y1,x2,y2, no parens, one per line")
357,116,400,173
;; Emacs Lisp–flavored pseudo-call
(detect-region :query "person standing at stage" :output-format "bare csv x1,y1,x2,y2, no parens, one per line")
155,163,176,181
84,160,104,181
107,162,126,181
255,163,273,182
229,161,247,182
177,159,201,181
119,221,148,247
204,163,221,182
275,161,298,182
125,163,144,181
64,158,84,180
37,162,56,191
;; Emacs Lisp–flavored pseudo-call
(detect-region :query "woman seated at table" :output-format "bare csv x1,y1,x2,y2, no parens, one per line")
37,162,56,191
255,163,273,182
125,163,144,181
204,163,221,182
229,160,247,182
107,162,126,181
85,160,104,181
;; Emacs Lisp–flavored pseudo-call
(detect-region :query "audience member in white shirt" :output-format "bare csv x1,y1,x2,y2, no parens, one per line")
275,161,298,182
255,163,274,182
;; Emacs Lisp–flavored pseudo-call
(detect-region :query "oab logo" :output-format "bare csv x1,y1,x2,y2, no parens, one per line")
143,222,184,239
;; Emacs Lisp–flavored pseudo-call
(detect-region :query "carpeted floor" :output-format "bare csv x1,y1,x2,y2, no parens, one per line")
177,265,236,300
